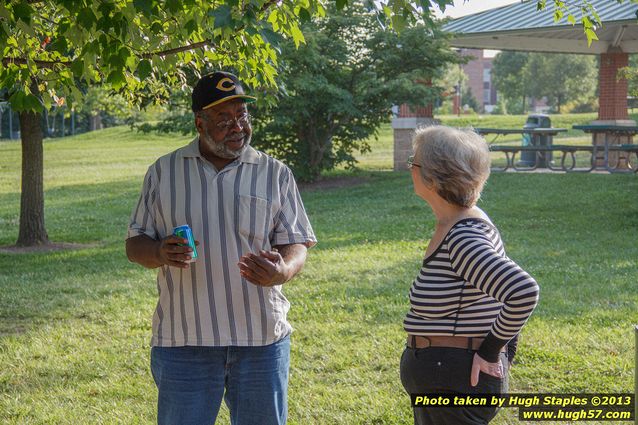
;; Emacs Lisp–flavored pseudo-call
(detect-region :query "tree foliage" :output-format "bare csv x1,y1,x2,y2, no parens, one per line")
0,0,618,245
492,51,597,114
524,53,597,113
460,86,479,113
76,86,128,119
0,0,451,246
435,62,467,94
492,51,530,114
618,55,638,99
0,0,322,110
0,0,614,112
250,3,459,181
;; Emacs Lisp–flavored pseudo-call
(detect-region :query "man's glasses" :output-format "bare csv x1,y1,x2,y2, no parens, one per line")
407,155,421,169
215,113,251,132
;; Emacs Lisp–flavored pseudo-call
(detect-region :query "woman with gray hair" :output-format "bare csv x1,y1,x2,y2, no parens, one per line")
400,126,539,424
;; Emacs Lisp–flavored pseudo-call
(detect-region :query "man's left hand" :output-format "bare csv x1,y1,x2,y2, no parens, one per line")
238,250,292,286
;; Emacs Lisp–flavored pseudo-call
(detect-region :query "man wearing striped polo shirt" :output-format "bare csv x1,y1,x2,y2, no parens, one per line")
126,71,317,425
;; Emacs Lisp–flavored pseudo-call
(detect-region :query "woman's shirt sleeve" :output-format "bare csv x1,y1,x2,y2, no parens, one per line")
447,225,539,362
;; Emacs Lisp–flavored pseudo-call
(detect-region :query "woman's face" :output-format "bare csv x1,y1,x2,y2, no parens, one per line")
410,161,431,201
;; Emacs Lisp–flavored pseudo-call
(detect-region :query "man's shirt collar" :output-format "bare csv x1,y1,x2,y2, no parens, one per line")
181,137,260,164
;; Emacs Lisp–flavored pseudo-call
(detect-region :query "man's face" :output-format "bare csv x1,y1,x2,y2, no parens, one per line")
196,100,252,160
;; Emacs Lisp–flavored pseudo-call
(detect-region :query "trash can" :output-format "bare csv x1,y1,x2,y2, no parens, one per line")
519,114,553,167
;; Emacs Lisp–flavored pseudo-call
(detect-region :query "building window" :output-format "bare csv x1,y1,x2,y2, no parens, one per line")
483,68,491,82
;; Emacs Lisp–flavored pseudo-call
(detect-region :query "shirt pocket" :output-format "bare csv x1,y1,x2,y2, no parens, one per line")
237,195,271,244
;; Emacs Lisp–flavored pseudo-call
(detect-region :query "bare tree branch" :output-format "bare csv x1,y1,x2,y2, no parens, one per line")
141,40,214,59
1,57,71,68
142,0,280,58
258,0,279,13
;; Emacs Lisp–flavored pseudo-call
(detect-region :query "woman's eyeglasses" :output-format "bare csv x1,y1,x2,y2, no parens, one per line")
407,155,421,169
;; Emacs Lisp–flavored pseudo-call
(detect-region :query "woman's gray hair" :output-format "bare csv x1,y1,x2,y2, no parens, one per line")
412,125,491,208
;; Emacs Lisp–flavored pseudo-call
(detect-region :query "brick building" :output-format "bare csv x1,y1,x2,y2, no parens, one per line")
459,49,498,113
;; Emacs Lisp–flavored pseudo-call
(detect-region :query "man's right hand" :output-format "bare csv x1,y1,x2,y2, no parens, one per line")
126,234,198,269
156,235,196,269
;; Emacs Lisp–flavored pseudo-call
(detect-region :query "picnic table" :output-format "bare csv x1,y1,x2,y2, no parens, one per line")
572,124,638,173
474,128,568,138
474,128,577,172
475,127,638,173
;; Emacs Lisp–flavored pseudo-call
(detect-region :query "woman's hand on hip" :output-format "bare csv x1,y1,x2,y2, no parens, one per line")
470,353,504,387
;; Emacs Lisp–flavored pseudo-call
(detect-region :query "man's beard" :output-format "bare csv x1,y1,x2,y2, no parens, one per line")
202,129,251,159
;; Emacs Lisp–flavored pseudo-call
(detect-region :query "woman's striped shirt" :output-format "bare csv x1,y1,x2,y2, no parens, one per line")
403,218,539,362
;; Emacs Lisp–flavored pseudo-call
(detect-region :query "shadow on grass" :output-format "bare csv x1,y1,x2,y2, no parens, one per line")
299,250,637,327
0,178,142,246
0,244,151,334
1,172,636,345
0,178,150,338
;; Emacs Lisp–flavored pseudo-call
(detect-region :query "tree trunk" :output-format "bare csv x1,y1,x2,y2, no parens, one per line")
557,95,562,114
90,113,102,131
16,88,49,246
9,108,14,139
306,129,331,182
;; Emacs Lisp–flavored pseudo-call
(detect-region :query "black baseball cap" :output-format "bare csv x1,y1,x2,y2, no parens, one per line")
191,71,257,112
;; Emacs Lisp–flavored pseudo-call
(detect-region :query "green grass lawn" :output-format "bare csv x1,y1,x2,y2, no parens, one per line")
0,122,636,424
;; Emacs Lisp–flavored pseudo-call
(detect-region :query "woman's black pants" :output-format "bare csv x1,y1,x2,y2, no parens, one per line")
400,346,509,425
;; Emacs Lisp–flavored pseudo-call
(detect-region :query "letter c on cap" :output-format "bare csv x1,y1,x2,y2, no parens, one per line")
216,77,236,91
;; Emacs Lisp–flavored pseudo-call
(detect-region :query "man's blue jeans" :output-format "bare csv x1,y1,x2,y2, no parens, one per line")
150,335,290,425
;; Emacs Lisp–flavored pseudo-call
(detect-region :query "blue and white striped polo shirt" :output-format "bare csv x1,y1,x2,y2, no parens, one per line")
128,138,317,347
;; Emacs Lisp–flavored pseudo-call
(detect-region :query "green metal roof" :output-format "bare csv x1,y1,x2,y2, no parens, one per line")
443,0,638,54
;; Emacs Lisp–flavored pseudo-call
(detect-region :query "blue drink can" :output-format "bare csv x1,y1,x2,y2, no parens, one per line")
173,225,198,262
